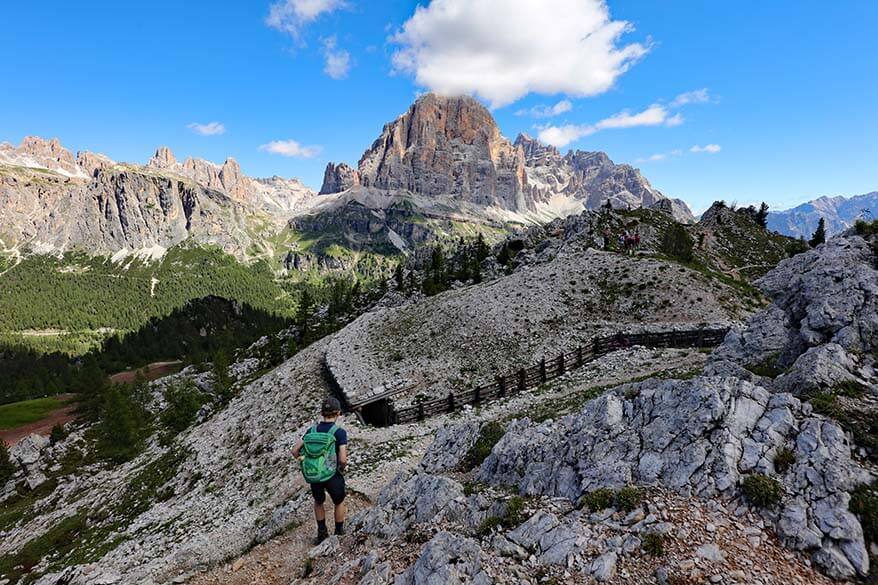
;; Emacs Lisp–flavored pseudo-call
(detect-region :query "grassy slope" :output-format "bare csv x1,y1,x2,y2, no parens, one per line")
0,396,66,430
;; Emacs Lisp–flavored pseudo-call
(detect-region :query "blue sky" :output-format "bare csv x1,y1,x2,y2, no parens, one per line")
1,1,876,213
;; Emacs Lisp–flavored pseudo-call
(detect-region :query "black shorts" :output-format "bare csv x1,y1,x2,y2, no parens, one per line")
310,473,345,505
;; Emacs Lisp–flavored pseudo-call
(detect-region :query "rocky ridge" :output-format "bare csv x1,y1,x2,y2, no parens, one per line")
768,191,878,239
319,94,692,223
0,137,315,259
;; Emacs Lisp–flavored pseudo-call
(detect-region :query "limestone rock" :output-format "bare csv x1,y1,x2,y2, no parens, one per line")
419,420,482,473
477,376,870,578
358,94,528,211
393,531,491,585
147,146,177,169
320,162,360,195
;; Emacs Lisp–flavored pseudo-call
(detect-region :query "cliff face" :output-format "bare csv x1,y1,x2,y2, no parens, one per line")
323,94,529,211
319,94,691,222
515,133,694,222
0,137,316,258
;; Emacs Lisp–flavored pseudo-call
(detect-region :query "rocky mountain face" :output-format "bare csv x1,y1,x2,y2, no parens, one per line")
319,162,360,195
515,133,694,223
320,94,691,222
768,192,878,239
354,94,528,210
0,137,315,258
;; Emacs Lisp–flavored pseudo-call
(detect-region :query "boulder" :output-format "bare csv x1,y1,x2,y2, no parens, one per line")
478,376,871,578
393,531,491,585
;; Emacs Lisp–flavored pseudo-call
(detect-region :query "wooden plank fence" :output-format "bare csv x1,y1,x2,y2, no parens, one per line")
374,327,729,426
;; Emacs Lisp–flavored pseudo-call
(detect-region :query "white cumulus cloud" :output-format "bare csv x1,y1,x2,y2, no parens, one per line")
516,99,573,119
690,144,721,153
187,122,226,136
266,0,346,37
391,0,649,108
670,88,711,108
322,36,351,79
258,139,322,158
538,104,682,148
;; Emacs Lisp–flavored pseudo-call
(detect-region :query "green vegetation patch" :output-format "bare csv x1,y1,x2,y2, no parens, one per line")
476,495,528,537
0,396,66,430
642,531,666,556
579,488,615,512
741,474,783,507
745,353,784,378
773,448,796,474
849,482,878,544
461,421,506,470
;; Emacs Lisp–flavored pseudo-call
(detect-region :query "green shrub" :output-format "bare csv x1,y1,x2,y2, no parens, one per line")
49,423,67,445
854,219,878,236
741,474,783,507
476,495,528,538
835,380,867,399
642,531,665,556
745,353,784,378
616,486,644,513
849,482,878,544
579,488,615,512
773,448,796,474
96,385,149,463
0,441,15,484
809,391,840,417
461,421,506,470
504,495,526,527
661,224,694,263
160,381,208,435
476,515,502,537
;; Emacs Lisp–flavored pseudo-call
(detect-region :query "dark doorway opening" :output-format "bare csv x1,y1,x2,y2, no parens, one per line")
360,399,394,427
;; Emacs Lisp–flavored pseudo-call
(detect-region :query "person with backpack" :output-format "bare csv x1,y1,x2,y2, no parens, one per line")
293,396,349,544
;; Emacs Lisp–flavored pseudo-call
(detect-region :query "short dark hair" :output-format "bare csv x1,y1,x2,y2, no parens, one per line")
321,396,342,416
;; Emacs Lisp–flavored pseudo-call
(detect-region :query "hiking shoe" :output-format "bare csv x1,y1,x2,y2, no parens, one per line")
314,529,329,545
335,526,346,536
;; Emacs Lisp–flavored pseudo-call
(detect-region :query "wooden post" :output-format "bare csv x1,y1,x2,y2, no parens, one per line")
498,375,507,397
540,358,547,383
518,369,526,392
474,385,481,404
447,392,455,412
417,402,424,421
558,353,565,375
577,346,583,367
697,329,704,347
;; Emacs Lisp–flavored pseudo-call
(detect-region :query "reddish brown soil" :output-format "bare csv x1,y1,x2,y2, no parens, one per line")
0,394,78,446
109,360,184,384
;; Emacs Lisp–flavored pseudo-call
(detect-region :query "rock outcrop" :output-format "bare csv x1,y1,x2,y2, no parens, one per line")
356,94,529,211
515,133,694,223
319,162,360,195
0,138,316,258
710,232,878,386
478,376,871,579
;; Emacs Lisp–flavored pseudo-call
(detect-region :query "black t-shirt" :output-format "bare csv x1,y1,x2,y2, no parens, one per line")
304,421,348,455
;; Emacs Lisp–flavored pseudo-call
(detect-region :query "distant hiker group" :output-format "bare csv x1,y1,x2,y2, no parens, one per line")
603,228,641,255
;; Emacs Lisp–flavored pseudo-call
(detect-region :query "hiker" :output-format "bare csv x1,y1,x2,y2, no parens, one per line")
634,230,641,252
617,233,626,251
293,396,348,544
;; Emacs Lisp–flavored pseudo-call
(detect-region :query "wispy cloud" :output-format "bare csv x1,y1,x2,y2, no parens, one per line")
670,88,711,108
258,139,322,158
516,99,573,119
690,143,721,153
390,0,650,108
538,103,682,148
187,122,226,136
266,0,347,38
635,148,683,163
322,36,351,79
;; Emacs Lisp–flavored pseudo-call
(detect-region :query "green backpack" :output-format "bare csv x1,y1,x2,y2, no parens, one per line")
300,423,339,484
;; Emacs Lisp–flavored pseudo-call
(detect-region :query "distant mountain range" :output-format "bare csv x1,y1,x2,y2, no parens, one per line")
0,93,693,267
768,191,878,238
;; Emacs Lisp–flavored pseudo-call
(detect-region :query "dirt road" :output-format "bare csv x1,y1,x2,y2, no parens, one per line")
0,394,78,446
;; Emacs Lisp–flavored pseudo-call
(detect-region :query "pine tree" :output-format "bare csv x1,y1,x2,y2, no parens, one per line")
0,440,16,484
212,351,232,401
756,202,769,228
809,217,826,247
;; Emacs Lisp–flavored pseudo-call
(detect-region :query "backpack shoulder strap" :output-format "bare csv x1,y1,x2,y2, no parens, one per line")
327,423,338,437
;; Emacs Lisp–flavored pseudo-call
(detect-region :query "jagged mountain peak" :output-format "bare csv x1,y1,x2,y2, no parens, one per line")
147,145,177,169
